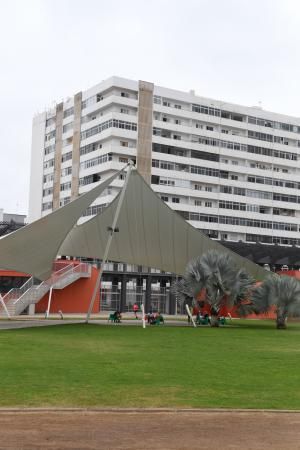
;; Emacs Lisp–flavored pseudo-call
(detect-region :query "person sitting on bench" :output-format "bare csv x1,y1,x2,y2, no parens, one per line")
112,311,121,323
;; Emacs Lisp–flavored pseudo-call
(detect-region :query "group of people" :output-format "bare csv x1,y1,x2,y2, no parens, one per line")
147,311,164,325
133,304,164,325
189,302,210,324
110,304,164,325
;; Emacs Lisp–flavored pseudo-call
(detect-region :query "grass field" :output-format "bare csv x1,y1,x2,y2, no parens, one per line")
0,321,300,409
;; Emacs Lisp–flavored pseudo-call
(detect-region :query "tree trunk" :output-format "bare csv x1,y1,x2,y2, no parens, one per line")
210,314,219,327
276,315,287,329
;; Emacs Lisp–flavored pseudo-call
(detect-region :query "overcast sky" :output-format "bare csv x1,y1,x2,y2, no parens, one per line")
0,0,300,215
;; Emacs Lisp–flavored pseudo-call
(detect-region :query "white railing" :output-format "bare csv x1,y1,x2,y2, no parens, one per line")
2,276,34,305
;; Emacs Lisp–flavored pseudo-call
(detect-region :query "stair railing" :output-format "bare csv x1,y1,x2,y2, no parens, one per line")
2,277,34,305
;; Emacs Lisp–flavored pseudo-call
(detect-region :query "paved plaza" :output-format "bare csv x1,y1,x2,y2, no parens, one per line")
0,315,188,330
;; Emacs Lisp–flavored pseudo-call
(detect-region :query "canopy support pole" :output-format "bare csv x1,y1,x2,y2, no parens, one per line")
46,287,53,319
85,162,134,323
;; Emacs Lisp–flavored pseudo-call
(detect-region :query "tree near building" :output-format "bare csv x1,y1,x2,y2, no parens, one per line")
251,275,300,329
173,250,255,326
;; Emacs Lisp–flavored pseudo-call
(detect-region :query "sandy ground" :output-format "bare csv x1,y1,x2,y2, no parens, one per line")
0,409,299,450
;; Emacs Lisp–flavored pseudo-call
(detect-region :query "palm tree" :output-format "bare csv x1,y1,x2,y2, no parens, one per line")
173,250,255,326
251,275,300,329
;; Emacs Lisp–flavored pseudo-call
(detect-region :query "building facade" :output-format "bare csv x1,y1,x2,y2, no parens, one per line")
0,210,26,237
29,76,300,247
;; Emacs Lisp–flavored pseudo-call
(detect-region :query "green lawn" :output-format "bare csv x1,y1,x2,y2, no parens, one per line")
0,321,300,409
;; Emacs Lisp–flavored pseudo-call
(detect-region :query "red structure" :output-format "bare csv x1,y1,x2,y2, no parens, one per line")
35,264,100,314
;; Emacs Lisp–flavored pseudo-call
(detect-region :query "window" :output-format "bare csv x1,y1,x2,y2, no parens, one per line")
81,119,137,140
61,167,72,177
42,202,53,211
43,159,54,169
191,149,219,162
43,173,54,183
231,175,238,180
221,129,228,134
45,130,56,142
173,135,181,140
43,187,53,197
46,117,55,127
194,200,202,206
119,157,128,163
163,101,170,107
60,197,70,207
120,141,128,147
96,93,103,102
44,144,55,156
174,104,182,109
172,197,180,203
221,234,228,240
205,201,212,207
83,203,107,217
60,181,71,191
175,119,181,125
120,108,129,114
79,173,101,186
80,141,102,156
220,186,232,194
80,153,112,170
63,122,73,134
206,126,214,131
161,196,169,202
61,151,72,163
205,186,212,192
63,107,74,119
121,92,129,98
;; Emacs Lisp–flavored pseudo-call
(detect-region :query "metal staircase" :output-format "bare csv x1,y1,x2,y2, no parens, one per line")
0,263,91,317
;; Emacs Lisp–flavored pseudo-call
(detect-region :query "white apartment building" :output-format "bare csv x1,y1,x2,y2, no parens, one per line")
29,76,300,248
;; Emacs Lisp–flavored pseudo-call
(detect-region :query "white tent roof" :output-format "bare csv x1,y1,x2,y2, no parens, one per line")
0,165,269,281
0,171,120,280
59,168,269,281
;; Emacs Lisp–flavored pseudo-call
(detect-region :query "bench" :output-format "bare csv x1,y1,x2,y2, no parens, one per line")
108,313,121,323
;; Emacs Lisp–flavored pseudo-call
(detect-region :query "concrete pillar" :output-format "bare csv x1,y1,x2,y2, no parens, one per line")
52,102,64,210
28,304,35,315
160,278,168,314
169,279,176,315
111,277,119,311
137,80,154,184
120,275,127,312
145,276,152,313
71,92,82,200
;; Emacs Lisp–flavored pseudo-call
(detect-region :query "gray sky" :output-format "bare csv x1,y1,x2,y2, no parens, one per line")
1,0,300,215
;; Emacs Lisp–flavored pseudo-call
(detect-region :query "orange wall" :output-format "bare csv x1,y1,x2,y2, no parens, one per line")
35,266,100,314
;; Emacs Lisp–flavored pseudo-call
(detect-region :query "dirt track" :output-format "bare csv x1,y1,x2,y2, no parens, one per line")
0,410,299,450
